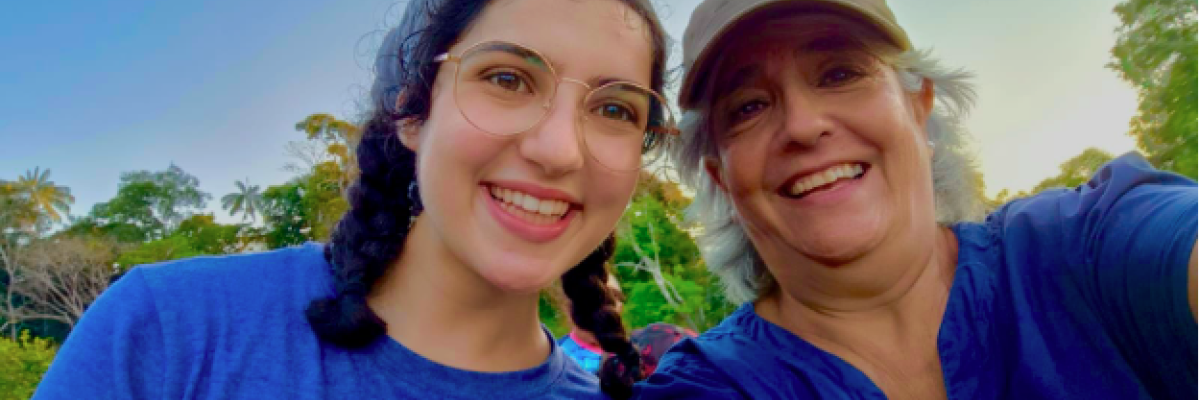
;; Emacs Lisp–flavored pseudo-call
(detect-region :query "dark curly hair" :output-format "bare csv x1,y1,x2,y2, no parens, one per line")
305,0,670,397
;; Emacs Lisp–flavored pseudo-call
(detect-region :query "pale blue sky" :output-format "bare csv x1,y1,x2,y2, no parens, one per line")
1,0,1137,225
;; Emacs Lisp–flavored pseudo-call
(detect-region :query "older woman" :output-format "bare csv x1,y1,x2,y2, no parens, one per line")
635,0,1198,399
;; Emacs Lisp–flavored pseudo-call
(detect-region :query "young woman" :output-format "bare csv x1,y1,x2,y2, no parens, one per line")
35,0,674,398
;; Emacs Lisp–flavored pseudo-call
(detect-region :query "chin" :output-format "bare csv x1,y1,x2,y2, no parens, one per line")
791,216,887,264
476,258,561,294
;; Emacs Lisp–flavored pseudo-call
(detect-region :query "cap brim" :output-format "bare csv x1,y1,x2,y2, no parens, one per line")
680,0,911,110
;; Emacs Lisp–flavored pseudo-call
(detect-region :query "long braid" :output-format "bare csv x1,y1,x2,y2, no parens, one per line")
306,112,418,348
304,0,484,349
562,235,642,398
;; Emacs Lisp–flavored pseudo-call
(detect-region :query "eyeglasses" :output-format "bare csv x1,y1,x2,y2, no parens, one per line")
434,40,678,172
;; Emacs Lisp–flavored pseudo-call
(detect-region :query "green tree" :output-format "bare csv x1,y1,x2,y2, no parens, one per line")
1109,0,1198,178
175,214,251,255
0,331,57,400
114,236,202,269
991,147,1117,205
261,181,311,249
71,165,211,242
221,179,264,222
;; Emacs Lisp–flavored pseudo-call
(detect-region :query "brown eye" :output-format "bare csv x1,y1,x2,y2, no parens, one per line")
819,66,865,87
730,99,768,123
595,103,637,124
485,71,531,93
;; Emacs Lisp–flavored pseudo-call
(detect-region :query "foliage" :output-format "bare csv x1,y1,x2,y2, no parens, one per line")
1109,0,1198,178
0,331,56,400
610,175,736,333
295,113,362,189
9,168,73,224
221,179,264,222
261,181,311,249
991,147,1117,205
74,165,211,242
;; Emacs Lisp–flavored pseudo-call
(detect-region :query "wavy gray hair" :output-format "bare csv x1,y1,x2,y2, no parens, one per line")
673,48,986,304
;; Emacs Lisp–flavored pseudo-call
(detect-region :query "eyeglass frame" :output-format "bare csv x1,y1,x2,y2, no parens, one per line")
431,39,680,171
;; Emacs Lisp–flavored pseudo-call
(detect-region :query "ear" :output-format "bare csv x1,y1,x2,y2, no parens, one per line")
703,156,729,194
396,117,423,153
912,78,935,131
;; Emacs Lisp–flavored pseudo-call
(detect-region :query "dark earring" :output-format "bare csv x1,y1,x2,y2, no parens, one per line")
408,180,423,228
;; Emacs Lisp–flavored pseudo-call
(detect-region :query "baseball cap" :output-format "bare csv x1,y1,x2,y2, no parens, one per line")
679,0,912,109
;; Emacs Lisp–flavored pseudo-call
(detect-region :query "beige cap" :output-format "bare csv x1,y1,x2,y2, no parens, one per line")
679,0,912,109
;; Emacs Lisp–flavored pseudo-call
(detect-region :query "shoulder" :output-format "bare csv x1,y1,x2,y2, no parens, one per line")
133,242,333,312
548,349,604,399
635,305,809,399
992,153,1195,230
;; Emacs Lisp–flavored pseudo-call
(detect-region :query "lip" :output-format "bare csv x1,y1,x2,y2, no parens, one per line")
485,180,581,204
481,185,577,243
779,160,869,195
783,169,866,206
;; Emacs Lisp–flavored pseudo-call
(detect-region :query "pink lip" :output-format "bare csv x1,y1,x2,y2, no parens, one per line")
486,180,580,204
481,185,576,243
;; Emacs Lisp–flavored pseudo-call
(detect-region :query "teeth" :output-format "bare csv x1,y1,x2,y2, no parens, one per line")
488,185,570,218
789,163,864,197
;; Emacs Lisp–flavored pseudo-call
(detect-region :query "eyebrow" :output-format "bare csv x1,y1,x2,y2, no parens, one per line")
713,34,865,97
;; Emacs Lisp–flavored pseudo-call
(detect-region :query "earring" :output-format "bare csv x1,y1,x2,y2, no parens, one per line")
408,180,423,228
927,140,936,148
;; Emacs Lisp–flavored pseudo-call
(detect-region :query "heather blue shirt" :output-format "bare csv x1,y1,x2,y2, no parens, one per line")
636,153,1198,399
35,243,604,399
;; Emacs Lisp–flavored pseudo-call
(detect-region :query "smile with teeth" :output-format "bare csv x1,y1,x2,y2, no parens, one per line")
789,163,865,197
488,185,572,225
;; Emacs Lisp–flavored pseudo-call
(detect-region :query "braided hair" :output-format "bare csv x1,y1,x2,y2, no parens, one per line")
305,0,669,397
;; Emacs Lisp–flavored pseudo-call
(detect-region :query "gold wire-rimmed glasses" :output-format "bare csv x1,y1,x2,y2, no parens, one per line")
433,40,678,172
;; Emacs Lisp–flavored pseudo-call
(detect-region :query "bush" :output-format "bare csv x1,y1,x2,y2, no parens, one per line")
0,331,57,399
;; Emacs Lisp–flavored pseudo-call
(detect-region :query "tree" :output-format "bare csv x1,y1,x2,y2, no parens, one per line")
9,168,73,224
8,236,118,329
261,181,311,249
610,175,735,332
1109,0,1197,178
74,165,211,242
295,113,362,189
991,147,1117,205
0,331,57,400
221,179,264,222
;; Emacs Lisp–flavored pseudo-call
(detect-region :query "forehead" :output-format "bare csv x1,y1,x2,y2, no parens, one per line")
456,0,655,85
717,13,881,72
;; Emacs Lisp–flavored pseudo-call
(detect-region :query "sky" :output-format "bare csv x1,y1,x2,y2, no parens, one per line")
0,0,1138,225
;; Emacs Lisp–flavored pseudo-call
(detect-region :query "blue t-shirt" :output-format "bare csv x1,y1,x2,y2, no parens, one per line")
34,243,604,399
635,153,1197,399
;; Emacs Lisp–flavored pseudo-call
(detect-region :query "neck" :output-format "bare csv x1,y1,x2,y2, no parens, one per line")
367,216,549,372
757,225,958,343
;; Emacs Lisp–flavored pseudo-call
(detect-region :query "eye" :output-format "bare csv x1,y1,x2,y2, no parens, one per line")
594,102,638,124
484,71,531,93
729,99,768,123
818,66,866,87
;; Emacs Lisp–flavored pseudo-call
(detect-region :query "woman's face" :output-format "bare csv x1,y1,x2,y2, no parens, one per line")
403,0,652,293
704,12,935,270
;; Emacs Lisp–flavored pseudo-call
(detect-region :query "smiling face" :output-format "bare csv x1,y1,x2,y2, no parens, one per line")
401,0,654,293
703,11,935,270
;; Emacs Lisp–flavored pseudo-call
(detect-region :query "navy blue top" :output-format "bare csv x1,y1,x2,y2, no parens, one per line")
635,154,1198,399
35,243,604,399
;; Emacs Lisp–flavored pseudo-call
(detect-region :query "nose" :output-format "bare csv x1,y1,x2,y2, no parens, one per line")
778,83,834,149
518,81,587,176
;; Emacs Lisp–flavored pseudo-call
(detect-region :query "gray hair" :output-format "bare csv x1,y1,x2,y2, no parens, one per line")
674,49,985,304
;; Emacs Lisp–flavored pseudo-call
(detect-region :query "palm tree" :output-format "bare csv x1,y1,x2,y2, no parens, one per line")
222,179,264,222
12,167,74,223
